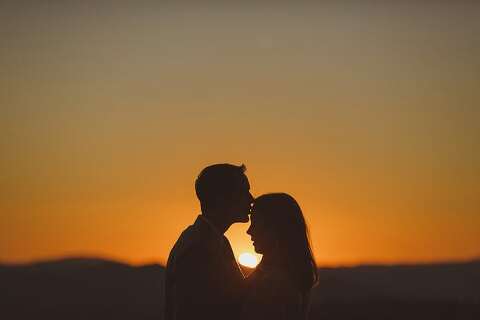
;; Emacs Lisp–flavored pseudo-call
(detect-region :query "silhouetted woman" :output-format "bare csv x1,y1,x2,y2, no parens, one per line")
242,193,318,320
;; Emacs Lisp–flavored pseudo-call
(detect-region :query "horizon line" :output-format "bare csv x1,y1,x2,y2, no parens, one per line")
1,254,479,269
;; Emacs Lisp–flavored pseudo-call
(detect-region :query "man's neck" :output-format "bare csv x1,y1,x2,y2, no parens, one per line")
201,211,231,234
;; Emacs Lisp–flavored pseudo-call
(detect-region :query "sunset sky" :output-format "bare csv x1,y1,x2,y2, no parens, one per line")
1,1,479,266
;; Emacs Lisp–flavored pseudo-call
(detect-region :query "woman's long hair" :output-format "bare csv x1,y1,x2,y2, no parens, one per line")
253,193,318,295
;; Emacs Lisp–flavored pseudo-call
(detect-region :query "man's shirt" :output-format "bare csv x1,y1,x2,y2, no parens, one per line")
165,215,245,320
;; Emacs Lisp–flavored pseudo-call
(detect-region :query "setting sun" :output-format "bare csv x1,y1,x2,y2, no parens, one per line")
239,252,259,268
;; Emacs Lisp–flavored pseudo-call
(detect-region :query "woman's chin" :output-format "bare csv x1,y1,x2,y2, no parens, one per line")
252,246,262,254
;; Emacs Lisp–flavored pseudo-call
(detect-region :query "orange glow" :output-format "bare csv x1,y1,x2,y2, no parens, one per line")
1,2,479,267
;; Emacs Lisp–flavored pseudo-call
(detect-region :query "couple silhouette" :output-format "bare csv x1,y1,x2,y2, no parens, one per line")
165,163,318,320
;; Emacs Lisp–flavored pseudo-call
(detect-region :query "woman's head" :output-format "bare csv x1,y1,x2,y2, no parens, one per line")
247,193,318,292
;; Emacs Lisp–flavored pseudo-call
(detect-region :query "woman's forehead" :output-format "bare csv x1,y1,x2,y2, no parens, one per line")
249,210,265,222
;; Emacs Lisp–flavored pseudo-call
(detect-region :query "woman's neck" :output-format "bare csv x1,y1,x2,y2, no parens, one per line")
259,253,283,270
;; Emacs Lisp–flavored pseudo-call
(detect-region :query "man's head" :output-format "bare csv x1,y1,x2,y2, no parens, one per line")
195,163,253,224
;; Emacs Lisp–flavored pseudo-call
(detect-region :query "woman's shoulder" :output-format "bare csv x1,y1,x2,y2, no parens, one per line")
243,267,306,320
248,267,301,301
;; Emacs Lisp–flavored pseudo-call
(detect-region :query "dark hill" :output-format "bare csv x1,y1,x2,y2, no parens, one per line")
1,257,165,320
2,258,479,320
315,260,480,302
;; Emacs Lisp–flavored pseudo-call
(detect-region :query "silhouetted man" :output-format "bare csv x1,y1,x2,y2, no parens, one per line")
165,163,254,320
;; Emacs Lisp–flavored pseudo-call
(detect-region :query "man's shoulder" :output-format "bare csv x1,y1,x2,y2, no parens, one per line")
168,218,218,265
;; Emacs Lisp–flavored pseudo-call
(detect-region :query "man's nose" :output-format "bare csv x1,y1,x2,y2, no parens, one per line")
246,225,252,235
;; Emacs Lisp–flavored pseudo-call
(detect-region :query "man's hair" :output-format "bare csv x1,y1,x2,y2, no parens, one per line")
195,163,247,207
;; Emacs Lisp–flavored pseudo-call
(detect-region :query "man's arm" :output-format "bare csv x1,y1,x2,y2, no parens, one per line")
173,247,220,320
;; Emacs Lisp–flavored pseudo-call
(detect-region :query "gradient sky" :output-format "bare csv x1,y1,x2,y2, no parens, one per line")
1,1,479,266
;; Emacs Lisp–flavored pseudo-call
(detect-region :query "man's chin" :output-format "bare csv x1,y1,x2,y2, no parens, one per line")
235,215,250,223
